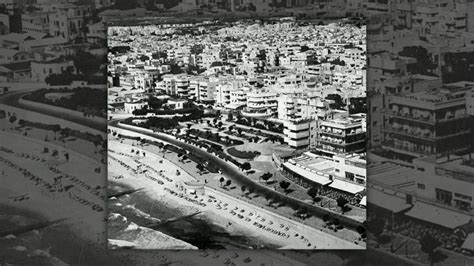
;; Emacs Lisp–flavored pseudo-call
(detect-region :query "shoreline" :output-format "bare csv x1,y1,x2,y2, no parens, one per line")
108,137,363,250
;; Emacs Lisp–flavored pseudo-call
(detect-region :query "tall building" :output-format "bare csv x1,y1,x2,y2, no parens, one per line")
48,4,90,41
241,91,277,118
382,85,474,162
317,115,366,155
283,118,317,149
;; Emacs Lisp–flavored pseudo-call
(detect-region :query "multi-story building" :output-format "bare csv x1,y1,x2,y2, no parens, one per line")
278,94,330,121
48,4,89,41
382,86,474,162
30,57,75,82
317,115,366,155
229,88,247,109
21,12,51,34
189,78,212,102
413,155,474,215
215,83,232,107
332,153,367,185
283,118,317,149
162,74,190,97
241,91,277,118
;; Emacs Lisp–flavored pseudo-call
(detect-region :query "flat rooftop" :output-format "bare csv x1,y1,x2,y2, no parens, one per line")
436,158,474,183
367,162,416,193
397,86,468,103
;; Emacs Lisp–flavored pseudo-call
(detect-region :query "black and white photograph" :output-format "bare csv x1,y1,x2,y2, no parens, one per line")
0,0,474,264
106,17,367,250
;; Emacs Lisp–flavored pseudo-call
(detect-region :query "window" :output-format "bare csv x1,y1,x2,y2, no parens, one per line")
345,171,355,181
435,188,452,206
417,183,425,190
454,193,472,201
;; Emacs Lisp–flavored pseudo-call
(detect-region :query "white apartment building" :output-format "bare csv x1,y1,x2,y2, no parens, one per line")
162,74,190,97
48,4,90,41
278,94,330,121
22,12,51,34
189,78,212,102
228,88,247,109
283,118,317,149
317,115,366,155
242,91,277,118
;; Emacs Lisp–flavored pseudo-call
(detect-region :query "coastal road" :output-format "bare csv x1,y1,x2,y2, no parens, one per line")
0,90,106,132
110,120,365,232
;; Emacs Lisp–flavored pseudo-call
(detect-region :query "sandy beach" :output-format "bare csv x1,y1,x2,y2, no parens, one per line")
108,136,363,250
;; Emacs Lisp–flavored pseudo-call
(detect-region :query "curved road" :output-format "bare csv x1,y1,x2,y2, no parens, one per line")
110,120,364,232
0,91,106,132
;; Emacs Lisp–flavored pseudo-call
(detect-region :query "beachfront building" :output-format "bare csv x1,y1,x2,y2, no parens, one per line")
283,118,317,149
332,153,367,185
316,115,366,156
241,91,277,118
382,85,474,162
281,152,366,196
413,155,474,215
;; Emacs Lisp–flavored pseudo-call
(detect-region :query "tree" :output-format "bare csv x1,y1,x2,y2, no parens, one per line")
279,181,290,194
261,172,272,184
420,233,442,266
196,164,204,174
73,50,103,75
399,46,437,75
307,187,319,203
219,177,225,187
227,113,233,122
132,107,148,116
152,51,167,60
337,196,349,213
325,94,345,110
241,185,246,196
241,162,251,171
237,128,243,136
225,179,232,187
139,54,150,62
9,115,17,125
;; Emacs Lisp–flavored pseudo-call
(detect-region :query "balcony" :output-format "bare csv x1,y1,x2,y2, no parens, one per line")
284,129,310,139
384,109,435,124
382,125,435,141
286,138,310,148
381,140,433,156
